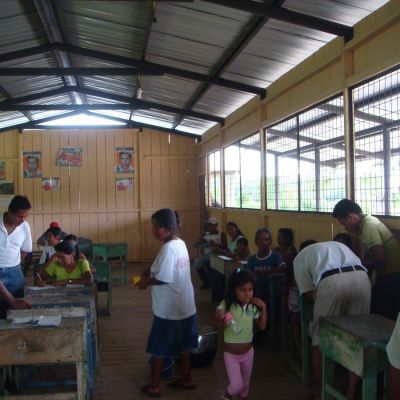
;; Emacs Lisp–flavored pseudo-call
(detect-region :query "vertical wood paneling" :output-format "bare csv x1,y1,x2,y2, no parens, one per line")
14,128,198,261
78,131,89,210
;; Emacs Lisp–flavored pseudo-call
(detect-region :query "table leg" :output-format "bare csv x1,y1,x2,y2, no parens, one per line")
362,374,377,400
322,354,335,400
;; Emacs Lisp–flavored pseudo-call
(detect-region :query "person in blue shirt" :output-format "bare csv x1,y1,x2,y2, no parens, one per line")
246,227,285,339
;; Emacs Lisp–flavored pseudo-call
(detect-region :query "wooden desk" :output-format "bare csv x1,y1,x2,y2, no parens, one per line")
0,317,88,399
24,289,98,394
92,242,127,286
210,254,236,303
319,314,395,400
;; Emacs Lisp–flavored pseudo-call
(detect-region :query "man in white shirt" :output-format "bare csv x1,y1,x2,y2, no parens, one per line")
294,241,371,400
0,195,33,318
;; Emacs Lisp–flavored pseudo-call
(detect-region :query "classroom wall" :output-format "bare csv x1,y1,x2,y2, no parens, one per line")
199,0,400,248
1,128,199,261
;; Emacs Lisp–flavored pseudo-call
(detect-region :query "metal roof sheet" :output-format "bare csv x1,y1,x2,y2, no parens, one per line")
0,0,392,136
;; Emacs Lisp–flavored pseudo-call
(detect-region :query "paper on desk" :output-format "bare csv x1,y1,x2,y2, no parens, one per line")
238,260,248,265
37,315,62,326
29,285,57,290
218,255,233,261
66,284,85,288
11,316,36,324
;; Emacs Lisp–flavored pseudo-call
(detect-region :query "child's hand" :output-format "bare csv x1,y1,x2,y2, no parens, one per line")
215,308,225,321
251,297,266,309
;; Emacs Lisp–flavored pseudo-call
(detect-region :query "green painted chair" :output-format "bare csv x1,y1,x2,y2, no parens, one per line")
93,260,112,315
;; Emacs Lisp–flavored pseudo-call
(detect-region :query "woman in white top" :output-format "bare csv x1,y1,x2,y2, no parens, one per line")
138,209,198,397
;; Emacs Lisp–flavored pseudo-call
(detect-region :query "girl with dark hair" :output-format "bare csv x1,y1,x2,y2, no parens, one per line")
36,240,93,286
138,208,198,398
216,269,267,400
224,222,245,257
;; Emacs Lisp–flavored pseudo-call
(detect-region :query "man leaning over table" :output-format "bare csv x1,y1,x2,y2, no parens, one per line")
0,195,32,318
294,241,371,400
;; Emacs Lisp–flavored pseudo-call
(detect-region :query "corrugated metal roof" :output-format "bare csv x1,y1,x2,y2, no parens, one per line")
0,0,392,137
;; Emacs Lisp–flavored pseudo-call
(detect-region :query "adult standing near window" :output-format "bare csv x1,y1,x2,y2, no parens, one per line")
333,198,400,320
0,195,32,318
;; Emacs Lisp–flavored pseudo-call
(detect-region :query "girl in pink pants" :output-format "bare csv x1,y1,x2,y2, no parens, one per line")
216,269,267,400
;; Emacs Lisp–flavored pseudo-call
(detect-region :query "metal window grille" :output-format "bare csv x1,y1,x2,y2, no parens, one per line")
266,117,299,211
207,150,221,207
352,67,400,215
265,95,345,212
224,133,261,209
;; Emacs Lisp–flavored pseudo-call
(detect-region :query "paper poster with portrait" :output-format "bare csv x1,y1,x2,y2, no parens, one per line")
115,147,134,173
56,148,83,167
116,178,133,191
0,161,5,180
42,177,60,191
23,151,42,178
0,181,14,209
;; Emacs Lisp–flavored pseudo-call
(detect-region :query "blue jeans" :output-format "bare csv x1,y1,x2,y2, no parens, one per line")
0,265,24,318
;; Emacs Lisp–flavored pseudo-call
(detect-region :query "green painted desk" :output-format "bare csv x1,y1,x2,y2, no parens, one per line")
299,295,314,387
92,242,127,286
319,314,395,400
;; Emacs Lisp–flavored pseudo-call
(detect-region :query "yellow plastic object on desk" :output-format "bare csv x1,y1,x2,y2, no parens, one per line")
132,276,141,286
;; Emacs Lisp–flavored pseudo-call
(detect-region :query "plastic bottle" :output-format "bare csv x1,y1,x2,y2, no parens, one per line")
224,311,243,334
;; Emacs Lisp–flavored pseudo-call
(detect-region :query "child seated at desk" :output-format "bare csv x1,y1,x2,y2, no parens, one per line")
35,241,94,287
193,217,227,289
246,228,286,333
38,227,63,265
231,237,250,271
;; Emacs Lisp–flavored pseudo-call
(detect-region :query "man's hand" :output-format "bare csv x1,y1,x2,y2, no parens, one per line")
10,298,32,310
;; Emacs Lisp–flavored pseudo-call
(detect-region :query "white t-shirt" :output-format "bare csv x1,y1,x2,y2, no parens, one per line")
294,241,364,295
39,245,56,265
150,238,196,320
203,231,222,254
387,312,400,369
0,219,32,268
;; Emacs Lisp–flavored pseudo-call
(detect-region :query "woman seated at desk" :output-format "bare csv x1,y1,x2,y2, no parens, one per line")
35,240,94,286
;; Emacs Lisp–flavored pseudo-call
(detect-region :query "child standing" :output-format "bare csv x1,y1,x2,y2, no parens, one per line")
216,269,267,400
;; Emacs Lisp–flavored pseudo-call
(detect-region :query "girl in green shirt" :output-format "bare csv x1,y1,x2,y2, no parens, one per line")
36,240,93,286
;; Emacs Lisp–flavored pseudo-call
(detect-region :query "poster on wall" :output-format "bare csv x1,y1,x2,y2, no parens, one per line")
23,151,42,178
42,177,60,191
115,147,134,173
0,161,5,180
0,181,14,209
56,148,83,167
116,178,133,191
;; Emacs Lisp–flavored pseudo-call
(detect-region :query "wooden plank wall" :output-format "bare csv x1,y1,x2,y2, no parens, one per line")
4,128,200,262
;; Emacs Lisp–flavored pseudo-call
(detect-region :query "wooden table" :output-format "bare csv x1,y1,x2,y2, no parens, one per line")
319,314,395,400
210,254,236,303
24,288,98,395
92,242,127,286
0,317,88,399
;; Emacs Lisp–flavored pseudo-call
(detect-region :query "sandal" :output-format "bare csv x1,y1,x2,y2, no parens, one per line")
167,379,196,390
141,384,161,398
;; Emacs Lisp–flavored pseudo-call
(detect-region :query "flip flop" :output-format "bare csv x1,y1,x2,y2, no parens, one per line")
167,380,196,390
141,384,161,398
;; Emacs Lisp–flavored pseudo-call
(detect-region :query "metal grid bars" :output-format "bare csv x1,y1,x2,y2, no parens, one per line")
224,133,261,209
352,67,400,215
299,96,346,212
265,117,299,211
265,95,345,212
207,150,221,208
